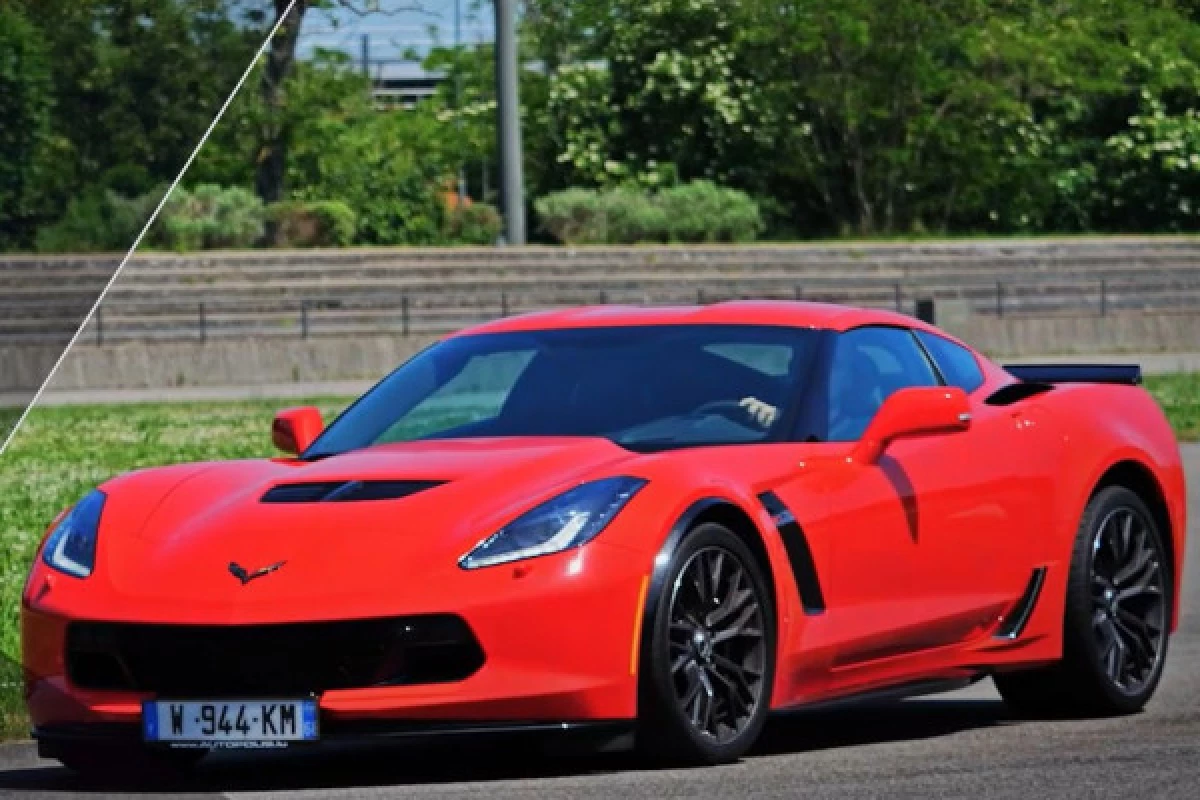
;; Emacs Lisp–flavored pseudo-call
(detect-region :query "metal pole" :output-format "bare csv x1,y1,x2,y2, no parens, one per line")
996,282,1004,317
1101,279,1108,316
301,300,309,339
501,290,509,317
454,0,467,207
494,0,526,244
199,302,207,343
893,283,902,312
794,285,803,301
96,306,104,346
360,33,369,78
402,294,410,336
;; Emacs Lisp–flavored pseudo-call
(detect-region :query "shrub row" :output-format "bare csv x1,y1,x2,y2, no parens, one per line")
33,184,504,252
535,181,764,245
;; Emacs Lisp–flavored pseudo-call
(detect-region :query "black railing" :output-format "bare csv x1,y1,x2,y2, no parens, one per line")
4,275,1200,346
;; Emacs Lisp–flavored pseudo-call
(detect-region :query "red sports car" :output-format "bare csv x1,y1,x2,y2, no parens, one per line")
22,302,1187,774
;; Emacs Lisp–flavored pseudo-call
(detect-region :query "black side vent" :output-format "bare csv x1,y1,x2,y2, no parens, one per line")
994,567,1048,640
985,382,1054,407
261,480,445,504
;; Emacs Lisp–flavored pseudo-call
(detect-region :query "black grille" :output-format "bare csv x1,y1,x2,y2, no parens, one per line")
260,480,445,504
66,615,484,696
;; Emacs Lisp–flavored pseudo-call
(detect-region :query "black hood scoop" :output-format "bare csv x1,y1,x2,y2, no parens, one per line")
261,480,446,504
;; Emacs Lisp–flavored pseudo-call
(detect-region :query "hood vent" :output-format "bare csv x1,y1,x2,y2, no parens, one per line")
261,480,445,504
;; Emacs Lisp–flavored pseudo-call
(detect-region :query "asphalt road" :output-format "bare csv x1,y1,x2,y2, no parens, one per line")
1,446,1196,800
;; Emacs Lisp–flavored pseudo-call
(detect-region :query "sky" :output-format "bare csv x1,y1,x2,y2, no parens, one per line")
297,0,496,64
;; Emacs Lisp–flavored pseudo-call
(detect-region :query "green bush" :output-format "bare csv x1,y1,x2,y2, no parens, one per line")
445,203,502,245
536,188,609,244
267,200,357,248
158,184,265,251
599,188,670,244
657,181,764,243
35,186,165,253
535,182,762,245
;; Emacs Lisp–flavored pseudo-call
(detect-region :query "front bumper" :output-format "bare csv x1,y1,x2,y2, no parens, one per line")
22,542,650,737
32,718,635,759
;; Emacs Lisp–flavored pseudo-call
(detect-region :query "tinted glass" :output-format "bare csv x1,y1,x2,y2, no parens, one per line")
916,330,985,393
826,326,939,441
306,325,820,457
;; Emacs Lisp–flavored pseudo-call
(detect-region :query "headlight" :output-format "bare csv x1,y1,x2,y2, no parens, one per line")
459,477,647,569
41,490,106,578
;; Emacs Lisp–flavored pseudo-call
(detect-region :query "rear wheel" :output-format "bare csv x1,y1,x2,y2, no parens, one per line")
995,486,1170,717
637,523,776,764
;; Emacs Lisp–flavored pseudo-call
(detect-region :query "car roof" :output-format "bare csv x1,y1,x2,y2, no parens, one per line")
454,301,946,337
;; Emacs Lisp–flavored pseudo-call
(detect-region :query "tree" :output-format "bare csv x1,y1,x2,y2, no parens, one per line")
0,6,55,249
253,0,429,206
4,0,268,250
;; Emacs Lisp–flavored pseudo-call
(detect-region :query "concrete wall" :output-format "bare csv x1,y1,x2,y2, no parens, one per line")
43,335,441,391
18,310,1192,392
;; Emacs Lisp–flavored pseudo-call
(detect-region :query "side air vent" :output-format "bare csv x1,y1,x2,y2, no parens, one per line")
994,567,1048,640
261,480,445,504
985,382,1054,407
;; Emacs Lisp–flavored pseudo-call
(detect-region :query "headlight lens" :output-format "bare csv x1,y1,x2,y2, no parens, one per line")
42,490,106,578
460,477,646,569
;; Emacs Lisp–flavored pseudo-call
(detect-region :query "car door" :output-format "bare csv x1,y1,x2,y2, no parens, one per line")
808,326,1035,669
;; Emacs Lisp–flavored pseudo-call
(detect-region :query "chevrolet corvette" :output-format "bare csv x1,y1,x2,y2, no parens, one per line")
22,302,1187,774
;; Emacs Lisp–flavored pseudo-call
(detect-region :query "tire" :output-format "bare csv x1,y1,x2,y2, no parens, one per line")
636,522,776,764
995,485,1171,718
56,744,206,781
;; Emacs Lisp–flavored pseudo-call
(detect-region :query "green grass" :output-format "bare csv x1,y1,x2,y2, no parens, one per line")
0,379,1196,738
1146,373,1200,441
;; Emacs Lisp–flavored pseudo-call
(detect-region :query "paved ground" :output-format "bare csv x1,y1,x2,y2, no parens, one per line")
0,446,1195,799
3,351,1199,409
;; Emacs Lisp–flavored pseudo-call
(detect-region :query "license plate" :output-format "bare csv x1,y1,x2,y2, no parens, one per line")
142,699,318,747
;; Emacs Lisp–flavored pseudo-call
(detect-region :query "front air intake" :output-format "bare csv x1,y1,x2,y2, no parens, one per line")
260,480,444,504
66,615,485,696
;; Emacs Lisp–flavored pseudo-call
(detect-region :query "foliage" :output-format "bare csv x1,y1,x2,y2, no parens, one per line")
35,186,165,254
0,6,56,251
1,0,268,252
658,181,764,243
267,200,358,248
156,185,265,251
1092,92,1200,231
536,182,762,244
445,204,503,246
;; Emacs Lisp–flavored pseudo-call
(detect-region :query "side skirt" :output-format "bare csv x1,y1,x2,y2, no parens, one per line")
773,673,988,717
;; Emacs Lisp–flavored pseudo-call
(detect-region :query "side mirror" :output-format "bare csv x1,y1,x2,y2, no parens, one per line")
849,387,971,465
272,406,324,456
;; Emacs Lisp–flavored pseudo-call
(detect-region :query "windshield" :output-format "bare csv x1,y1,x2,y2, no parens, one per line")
304,325,820,458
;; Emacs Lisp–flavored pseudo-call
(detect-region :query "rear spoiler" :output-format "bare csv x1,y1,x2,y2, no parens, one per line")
1003,364,1142,386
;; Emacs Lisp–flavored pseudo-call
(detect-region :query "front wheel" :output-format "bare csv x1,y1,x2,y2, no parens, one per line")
636,522,776,764
995,486,1170,717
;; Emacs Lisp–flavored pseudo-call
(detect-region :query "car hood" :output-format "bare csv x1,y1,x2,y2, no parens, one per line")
93,437,636,619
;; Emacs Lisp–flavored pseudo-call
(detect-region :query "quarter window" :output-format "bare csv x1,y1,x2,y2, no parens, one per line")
915,331,985,393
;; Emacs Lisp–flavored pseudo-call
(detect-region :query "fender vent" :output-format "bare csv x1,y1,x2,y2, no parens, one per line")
261,480,445,504
994,567,1048,640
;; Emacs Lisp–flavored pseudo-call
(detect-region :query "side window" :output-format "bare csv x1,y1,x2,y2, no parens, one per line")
916,331,985,393
826,327,939,441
